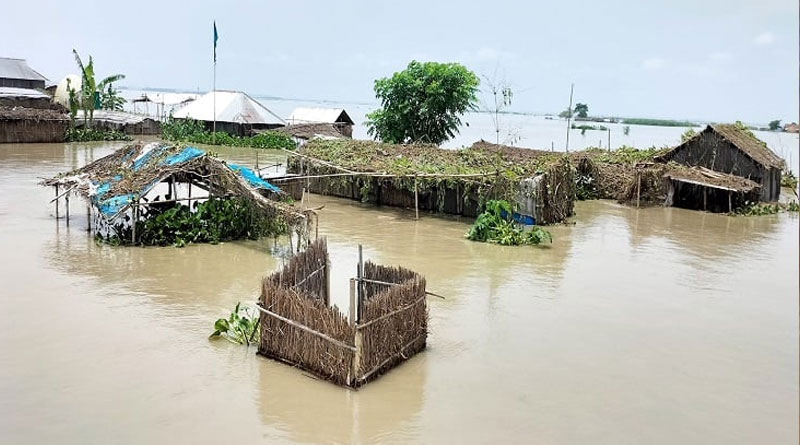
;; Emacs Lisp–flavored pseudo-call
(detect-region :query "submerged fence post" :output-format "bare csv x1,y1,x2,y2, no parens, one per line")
65,194,70,226
86,204,91,232
636,172,642,208
357,244,363,322
414,176,419,220
131,200,138,245
54,185,59,220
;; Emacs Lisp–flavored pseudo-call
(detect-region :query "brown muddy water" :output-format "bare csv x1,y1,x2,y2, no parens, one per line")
0,141,797,444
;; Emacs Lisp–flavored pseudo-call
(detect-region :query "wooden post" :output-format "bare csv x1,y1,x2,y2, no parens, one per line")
349,278,357,326
255,151,260,178
357,244,363,323
728,191,732,213
414,176,419,220
65,195,70,226
54,185,59,220
352,329,363,385
703,188,707,211
607,128,611,152
636,172,642,208
86,204,91,232
131,201,138,245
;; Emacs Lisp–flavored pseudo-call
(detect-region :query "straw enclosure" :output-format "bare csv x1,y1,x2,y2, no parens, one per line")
257,239,428,387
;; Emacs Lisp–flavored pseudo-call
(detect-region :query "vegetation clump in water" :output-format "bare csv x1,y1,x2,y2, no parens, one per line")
133,197,287,247
65,127,131,142
161,116,296,150
734,200,798,216
466,200,552,246
210,303,260,345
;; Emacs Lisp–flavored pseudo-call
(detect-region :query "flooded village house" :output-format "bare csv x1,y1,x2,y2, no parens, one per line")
287,107,355,138
172,90,285,136
656,124,785,204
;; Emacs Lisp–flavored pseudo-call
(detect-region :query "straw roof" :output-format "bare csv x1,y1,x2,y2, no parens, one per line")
658,124,784,170
42,142,305,225
0,106,66,121
275,122,344,140
665,165,760,193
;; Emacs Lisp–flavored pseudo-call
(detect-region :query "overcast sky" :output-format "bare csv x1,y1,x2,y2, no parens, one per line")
3,0,798,123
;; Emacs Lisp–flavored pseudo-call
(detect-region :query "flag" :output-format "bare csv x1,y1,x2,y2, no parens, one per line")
213,21,218,63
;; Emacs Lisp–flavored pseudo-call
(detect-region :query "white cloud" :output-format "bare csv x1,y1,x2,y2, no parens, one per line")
754,32,776,45
641,57,666,71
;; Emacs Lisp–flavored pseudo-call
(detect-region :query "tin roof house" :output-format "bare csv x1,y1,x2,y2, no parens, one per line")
172,90,285,136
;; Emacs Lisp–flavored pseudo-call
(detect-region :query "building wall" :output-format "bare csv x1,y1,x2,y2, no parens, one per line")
0,78,45,89
665,131,781,201
0,119,68,143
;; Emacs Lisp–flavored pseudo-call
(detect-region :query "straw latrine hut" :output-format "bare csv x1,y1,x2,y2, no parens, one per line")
0,106,68,143
283,139,575,225
287,107,355,138
42,142,307,243
258,239,427,387
655,124,784,202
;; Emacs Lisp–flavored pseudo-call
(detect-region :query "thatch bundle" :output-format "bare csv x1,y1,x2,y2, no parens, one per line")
257,239,428,387
358,263,427,384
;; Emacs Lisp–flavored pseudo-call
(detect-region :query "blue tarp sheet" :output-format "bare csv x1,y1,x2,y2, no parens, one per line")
227,163,281,193
162,147,204,166
132,145,168,171
97,194,134,216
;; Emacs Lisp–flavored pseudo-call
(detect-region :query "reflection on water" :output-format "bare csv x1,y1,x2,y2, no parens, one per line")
0,142,797,444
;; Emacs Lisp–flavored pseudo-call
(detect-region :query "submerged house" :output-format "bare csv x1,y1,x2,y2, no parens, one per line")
656,124,784,203
287,107,354,138
43,143,306,243
0,106,68,143
172,90,285,136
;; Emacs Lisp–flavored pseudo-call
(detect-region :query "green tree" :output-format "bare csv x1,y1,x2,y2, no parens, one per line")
366,61,479,145
100,84,126,111
768,119,781,131
72,49,125,128
558,108,572,119
574,103,589,118
680,128,697,142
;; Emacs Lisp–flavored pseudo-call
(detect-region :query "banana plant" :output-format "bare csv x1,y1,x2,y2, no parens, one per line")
72,49,126,128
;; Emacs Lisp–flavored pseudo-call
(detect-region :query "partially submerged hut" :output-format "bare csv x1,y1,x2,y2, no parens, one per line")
662,166,761,212
283,139,575,225
655,124,784,202
257,239,427,387
42,142,307,244
75,110,161,135
0,86,57,109
287,107,354,138
172,90,285,136
0,106,68,143
275,122,345,147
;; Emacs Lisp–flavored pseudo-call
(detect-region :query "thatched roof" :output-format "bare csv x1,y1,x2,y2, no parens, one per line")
42,142,305,224
275,123,344,140
0,106,66,121
665,165,760,193
658,124,784,170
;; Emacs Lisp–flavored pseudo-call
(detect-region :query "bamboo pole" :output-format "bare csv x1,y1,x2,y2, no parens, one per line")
636,172,641,208
349,278,356,326
131,200,138,245
414,176,419,220
357,244,363,322
728,191,732,213
65,195,70,226
54,185,59,220
86,204,91,232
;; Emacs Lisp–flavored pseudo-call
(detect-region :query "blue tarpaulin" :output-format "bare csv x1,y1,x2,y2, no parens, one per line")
97,194,134,216
132,145,168,171
162,147,204,166
227,163,281,193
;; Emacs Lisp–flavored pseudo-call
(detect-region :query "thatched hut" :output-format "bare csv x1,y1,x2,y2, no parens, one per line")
75,110,161,135
258,239,427,387
287,107,355,138
0,106,68,143
42,142,307,244
283,139,575,225
655,124,784,202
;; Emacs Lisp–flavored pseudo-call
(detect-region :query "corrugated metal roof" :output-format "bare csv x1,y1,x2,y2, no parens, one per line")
0,58,48,82
172,90,284,125
75,110,155,126
287,107,354,125
0,86,49,99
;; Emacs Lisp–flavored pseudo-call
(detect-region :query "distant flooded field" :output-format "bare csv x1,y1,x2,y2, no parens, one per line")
0,142,797,444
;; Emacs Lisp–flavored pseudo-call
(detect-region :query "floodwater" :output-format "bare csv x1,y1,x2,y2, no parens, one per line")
0,142,798,444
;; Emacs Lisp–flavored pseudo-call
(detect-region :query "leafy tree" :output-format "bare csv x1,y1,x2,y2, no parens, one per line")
558,108,572,119
768,119,781,131
72,49,125,128
366,61,479,145
574,103,589,118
